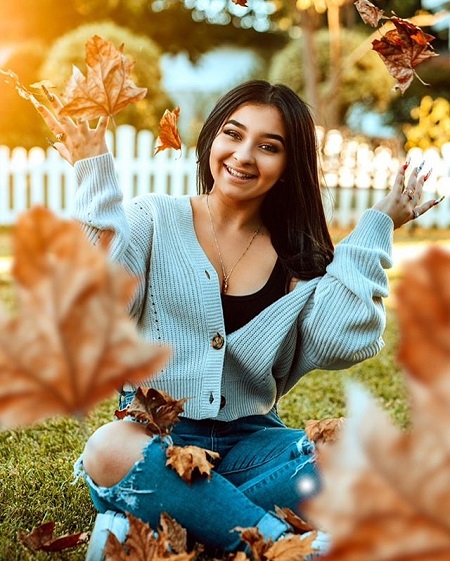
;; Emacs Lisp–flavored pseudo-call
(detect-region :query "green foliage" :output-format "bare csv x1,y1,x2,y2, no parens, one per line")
40,21,173,134
268,28,396,125
0,41,50,149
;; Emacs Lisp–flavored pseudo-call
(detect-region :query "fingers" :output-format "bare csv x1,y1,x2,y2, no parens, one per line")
411,198,441,221
31,96,66,138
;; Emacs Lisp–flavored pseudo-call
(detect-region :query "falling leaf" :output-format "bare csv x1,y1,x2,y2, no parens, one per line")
0,206,170,428
115,387,187,436
304,418,346,444
59,34,147,120
166,445,220,484
19,521,88,552
104,513,197,561
371,16,438,94
300,245,450,561
396,247,450,390
154,107,182,154
354,0,385,27
303,382,450,558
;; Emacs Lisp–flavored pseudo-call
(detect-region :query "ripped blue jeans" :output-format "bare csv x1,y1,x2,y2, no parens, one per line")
75,392,320,554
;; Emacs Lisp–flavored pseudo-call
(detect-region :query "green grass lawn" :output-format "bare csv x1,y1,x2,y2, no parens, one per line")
0,225,447,560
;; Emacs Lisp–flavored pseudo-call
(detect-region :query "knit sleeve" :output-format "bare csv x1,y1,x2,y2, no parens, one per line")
296,209,393,373
72,152,154,318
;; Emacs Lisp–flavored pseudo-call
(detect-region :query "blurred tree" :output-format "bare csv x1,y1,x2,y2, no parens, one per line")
403,95,450,150
75,0,288,60
0,0,287,61
0,42,49,149
40,21,172,134
269,28,395,125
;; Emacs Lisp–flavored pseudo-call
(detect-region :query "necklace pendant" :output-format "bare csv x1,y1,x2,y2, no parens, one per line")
222,278,228,294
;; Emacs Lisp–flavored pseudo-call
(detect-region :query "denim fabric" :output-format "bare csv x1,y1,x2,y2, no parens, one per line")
76,391,321,554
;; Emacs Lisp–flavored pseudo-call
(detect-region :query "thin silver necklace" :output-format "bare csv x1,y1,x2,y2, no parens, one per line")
206,194,262,294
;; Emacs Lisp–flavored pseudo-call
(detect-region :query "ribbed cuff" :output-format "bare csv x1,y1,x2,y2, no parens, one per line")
256,511,291,541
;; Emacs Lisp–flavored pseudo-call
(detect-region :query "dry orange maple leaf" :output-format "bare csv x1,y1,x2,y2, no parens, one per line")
303,247,450,560
0,206,170,428
154,107,182,154
115,387,187,436
274,507,315,534
354,0,385,27
104,512,197,560
59,34,147,120
19,521,88,553
166,444,220,484
236,526,317,561
355,2,438,94
304,417,346,445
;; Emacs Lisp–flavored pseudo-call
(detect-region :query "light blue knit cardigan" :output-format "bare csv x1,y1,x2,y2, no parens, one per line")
74,153,393,421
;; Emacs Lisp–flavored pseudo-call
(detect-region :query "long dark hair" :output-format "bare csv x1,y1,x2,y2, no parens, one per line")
196,80,334,280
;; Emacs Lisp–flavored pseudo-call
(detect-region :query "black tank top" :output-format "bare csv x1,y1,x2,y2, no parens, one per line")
221,259,287,334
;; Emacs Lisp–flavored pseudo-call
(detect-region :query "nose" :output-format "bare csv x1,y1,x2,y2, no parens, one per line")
233,142,255,165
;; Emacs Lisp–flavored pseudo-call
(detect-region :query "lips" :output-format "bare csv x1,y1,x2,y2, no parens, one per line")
224,164,256,180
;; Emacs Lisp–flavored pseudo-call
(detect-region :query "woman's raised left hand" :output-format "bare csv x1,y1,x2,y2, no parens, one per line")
32,92,109,166
373,160,441,229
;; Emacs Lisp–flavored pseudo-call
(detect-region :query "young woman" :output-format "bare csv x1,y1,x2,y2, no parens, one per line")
36,80,437,560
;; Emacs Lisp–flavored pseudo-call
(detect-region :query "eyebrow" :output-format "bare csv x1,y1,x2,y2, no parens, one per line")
225,119,285,146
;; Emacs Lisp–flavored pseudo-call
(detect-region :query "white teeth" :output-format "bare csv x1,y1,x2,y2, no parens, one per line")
226,165,253,179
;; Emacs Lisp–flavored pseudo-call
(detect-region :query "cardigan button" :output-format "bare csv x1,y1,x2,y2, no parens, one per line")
211,333,224,350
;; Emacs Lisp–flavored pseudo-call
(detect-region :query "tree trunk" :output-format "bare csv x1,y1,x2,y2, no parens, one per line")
299,9,323,123
325,2,341,128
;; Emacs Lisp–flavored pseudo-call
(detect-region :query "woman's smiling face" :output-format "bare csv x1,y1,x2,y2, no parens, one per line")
208,103,287,203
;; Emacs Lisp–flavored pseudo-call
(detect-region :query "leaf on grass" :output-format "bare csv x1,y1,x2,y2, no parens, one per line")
354,0,385,27
304,417,346,444
154,107,182,154
166,445,220,484
104,512,197,561
0,206,170,428
59,34,147,120
115,387,187,436
19,521,88,552
371,16,438,94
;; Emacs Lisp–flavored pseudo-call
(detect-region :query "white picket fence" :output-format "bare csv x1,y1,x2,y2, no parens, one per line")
1,125,450,228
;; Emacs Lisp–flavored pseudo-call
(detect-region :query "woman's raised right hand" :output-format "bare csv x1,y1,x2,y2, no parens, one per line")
32,92,109,166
